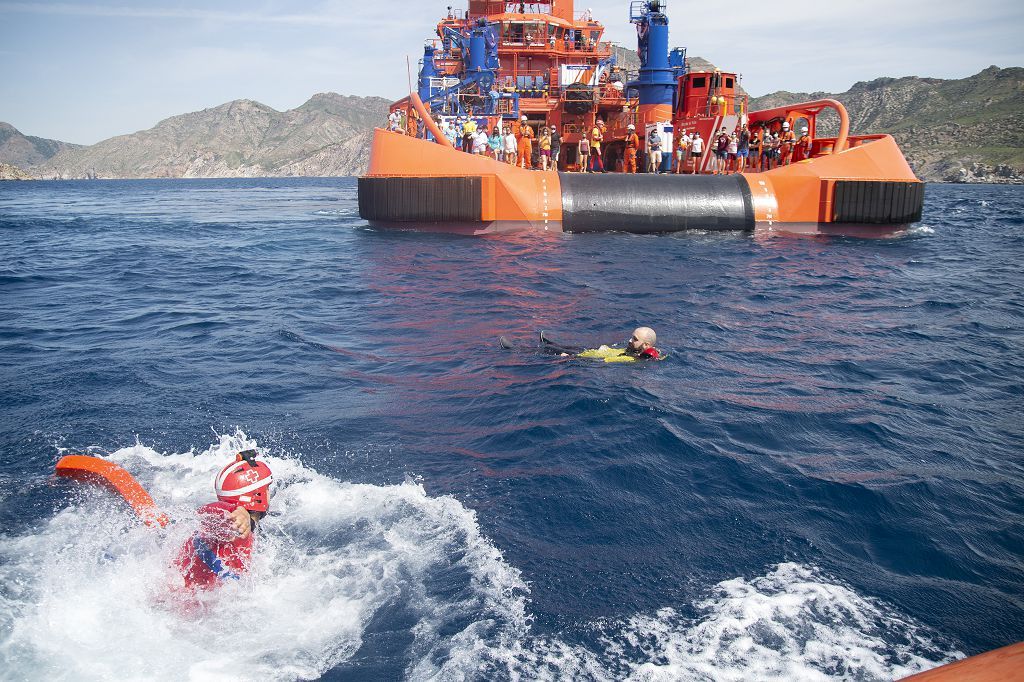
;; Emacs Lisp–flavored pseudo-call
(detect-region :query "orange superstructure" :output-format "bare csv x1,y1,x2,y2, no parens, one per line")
361,1,925,234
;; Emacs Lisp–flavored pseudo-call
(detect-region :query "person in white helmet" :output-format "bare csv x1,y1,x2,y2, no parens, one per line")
624,123,640,173
517,116,534,168
780,120,796,166
795,126,811,161
174,449,273,590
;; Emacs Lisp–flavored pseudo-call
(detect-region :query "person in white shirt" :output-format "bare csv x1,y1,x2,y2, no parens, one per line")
689,132,704,174
472,129,489,155
503,127,518,165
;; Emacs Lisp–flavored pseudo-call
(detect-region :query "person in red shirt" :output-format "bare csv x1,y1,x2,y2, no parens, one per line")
175,450,273,590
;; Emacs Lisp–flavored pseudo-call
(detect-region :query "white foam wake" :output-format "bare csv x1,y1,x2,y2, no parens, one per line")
0,432,528,680
0,433,959,681
446,563,959,682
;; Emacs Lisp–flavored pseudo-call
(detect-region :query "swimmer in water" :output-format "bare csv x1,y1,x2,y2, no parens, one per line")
533,327,662,362
174,449,272,590
624,327,660,359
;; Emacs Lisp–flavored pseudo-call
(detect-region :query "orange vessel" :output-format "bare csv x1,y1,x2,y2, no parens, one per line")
359,0,924,234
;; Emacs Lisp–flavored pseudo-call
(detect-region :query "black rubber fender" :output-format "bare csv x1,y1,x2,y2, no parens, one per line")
559,172,755,233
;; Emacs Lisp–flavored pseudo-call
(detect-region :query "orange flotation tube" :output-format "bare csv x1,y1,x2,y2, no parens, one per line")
55,454,169,528
901,641,1024,681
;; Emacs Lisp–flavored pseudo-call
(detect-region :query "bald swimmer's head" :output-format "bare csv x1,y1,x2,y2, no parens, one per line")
628,327,656,352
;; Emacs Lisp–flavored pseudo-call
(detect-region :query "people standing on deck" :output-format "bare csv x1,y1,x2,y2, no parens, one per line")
770,132,782,170
712,127,729,174
462,116,477,153
647,127,663,174
539,127,552,170
489,126,503,160
550,125,561,170
673,130,686,173
726,132,738,173
503,126,518,165
408,109,419,138
578,134,591,172
517,116,534,168
473,127,489,155
388,110,401,132
780,121,796,166
443,119,458,147
736,124,750,173
590,119,606,172
749,128,762,171
689,131,704,174
624,124,640,173
795,127,811,162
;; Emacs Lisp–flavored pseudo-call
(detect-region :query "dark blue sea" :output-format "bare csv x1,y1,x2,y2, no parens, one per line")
1,177,1021,681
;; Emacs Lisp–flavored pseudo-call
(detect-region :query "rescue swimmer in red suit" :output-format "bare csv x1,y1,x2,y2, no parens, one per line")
174,449,272,589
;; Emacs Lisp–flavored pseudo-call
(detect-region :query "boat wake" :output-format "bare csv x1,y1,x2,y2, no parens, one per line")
0,432,958,680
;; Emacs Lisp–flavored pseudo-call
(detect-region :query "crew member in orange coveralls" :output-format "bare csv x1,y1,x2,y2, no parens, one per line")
780,121,797,166
517,117,534,169
623,124,640,173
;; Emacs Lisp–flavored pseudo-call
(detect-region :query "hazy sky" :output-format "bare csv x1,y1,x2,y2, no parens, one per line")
2,0,1021,144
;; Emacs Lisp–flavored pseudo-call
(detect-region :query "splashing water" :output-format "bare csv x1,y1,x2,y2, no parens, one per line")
0,432,529,680
0,434,958,681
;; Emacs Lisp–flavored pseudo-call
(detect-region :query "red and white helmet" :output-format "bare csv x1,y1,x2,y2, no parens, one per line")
215,450,273,513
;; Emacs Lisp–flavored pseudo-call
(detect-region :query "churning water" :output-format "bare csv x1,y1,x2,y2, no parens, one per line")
1,178,1021,680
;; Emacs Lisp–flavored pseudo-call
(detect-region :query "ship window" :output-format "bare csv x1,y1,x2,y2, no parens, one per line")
523,22,542,43
725,77,734,88
691,76,706,89
505,23,524,43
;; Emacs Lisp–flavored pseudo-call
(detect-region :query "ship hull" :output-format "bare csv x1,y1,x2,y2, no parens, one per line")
359,128,924,235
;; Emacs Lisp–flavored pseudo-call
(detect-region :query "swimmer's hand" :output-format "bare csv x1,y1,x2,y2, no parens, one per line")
227,505,252,539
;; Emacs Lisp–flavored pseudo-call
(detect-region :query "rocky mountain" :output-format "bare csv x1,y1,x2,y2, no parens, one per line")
749,66,1024,184
21,93,391,180
0,161,35,180
3,65,1020,182
0,122,82,169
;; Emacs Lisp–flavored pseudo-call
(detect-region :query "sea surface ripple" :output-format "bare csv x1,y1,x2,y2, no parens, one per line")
0,178,1021,680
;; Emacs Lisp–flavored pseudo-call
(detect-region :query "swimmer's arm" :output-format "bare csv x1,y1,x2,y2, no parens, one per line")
199,504,251,540
227,506,252,539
